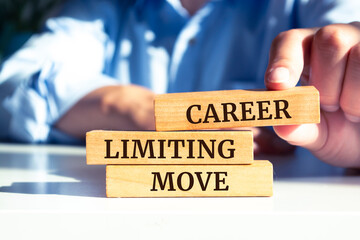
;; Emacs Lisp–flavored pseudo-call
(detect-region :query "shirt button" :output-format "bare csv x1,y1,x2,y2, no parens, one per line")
188,37,196,45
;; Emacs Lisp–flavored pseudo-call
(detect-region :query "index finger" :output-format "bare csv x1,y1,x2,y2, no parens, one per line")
265,28,316,90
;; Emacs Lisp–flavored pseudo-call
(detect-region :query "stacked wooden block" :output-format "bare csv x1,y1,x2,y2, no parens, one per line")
86,86,320,197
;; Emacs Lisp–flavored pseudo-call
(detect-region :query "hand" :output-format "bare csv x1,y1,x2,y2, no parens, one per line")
56,84,155,139
265,22,360,167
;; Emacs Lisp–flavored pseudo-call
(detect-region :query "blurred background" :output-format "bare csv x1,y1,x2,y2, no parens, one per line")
0,0,64,63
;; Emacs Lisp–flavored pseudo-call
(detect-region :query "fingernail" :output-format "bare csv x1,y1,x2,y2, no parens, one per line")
267,67,290,83
344,113,360,123
321,104,339,112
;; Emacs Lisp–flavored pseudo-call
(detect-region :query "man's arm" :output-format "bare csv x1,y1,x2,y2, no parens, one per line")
55,84,155,139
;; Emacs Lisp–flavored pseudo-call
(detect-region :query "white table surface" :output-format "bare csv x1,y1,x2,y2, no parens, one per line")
0,143,359,240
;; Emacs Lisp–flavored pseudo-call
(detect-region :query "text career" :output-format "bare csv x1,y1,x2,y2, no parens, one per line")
186,100,292,124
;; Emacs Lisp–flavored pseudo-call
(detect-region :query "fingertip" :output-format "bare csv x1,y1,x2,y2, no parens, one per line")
267,67,289,83
265,67,296,90
321,104,339,112
344,113,360,123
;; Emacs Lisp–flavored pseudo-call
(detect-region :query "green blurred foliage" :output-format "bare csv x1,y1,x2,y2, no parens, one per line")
0,0,64,61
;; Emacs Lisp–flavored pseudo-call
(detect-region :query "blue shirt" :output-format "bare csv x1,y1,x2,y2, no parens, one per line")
0,0,359,143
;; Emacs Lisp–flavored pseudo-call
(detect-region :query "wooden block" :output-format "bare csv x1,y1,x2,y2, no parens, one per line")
86,130,253,165
155,86,320,131
106,160,273,197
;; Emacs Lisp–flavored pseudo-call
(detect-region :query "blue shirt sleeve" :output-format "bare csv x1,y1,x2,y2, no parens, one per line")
0,0,122,143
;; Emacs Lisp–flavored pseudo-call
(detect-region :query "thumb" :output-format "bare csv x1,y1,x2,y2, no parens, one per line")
273,113,327,152
265,29,315,90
